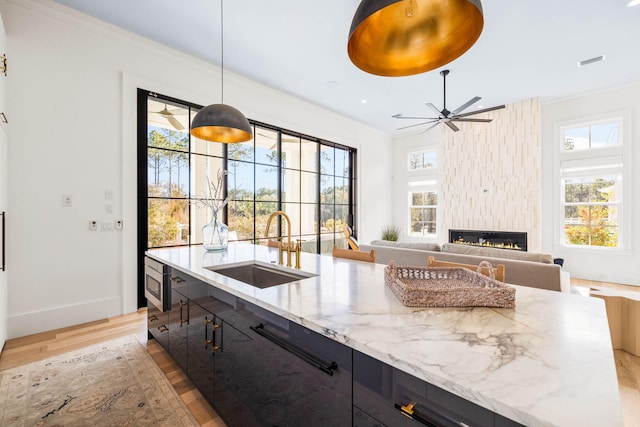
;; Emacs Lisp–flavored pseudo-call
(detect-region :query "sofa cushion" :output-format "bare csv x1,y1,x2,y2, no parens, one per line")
441,243,553,264
370,240,441,252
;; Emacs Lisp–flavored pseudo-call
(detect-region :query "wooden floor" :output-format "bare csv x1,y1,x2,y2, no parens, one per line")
0,309,225,427
0,280,639,426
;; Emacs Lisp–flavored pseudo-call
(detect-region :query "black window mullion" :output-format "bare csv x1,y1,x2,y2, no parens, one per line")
140,92,357,261
316,141,322,254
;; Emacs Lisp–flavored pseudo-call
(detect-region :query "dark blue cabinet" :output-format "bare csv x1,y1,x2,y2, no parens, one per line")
211,300,352,426
147,262,522,427
353,350,524,427
147,301,168,349
167,287,188,372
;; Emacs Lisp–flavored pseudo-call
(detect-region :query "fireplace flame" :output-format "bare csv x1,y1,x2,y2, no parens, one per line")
453,238,523,251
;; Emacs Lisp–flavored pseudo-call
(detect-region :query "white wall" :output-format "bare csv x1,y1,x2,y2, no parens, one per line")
391,129,442,242
391,90,640,286
2,0,392,338
441,99,542,252
541,83,640,285
391,99,542,251
0,10,7,351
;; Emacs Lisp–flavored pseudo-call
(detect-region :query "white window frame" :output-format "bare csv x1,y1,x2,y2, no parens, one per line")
554,111,631,251
408,185,438,239
405,146,441,241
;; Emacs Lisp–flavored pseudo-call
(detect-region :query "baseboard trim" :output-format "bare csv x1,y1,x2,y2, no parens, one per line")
7,297,122,339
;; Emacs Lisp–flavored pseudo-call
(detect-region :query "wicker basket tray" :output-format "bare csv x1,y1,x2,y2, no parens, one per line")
384,261,516,308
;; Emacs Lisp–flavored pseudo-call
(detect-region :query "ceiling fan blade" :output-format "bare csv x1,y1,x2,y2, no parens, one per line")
397,119,439,131
392,115,437,120
451,118,493,123
444,121,460,132
426,103,443,117
456,104,506,118
420,122,442,134
166,114,185,131
451,96,481,116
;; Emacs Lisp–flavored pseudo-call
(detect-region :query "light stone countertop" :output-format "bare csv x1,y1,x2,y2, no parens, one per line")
147,242,623,427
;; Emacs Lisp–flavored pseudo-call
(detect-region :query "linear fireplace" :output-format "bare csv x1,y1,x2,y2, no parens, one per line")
449,229,527,252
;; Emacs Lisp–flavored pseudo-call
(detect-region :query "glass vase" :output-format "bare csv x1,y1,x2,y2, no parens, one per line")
202,215,229,251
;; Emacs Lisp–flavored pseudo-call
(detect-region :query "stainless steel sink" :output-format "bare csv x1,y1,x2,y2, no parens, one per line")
205,261,316,289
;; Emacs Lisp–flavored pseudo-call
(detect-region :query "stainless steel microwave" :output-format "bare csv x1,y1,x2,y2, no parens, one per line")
144,256,169,312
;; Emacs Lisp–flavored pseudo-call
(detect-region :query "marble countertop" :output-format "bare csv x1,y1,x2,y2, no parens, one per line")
147,243,623,427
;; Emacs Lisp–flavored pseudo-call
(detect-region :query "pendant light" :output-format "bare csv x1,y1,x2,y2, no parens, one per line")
190,0,252,143
347,0,484,77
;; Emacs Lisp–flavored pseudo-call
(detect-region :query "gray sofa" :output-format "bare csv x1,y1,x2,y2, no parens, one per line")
359,240,570,292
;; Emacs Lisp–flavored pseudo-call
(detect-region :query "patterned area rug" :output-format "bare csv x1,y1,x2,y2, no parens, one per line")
0,335,199,426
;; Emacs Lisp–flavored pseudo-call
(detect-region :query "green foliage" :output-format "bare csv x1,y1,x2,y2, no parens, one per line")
564,136,575,151
148,196,187,247
381,225,400,241
324,218,345,232
565,205,618,247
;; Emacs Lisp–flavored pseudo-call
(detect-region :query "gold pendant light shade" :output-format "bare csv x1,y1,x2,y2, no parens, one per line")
348,0,484,76
190,103,253,143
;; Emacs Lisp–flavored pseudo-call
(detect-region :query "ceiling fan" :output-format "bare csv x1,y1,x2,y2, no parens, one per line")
151,104,185,131
392,69,505,133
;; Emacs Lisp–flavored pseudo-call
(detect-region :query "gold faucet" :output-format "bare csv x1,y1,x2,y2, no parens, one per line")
264,211,301,268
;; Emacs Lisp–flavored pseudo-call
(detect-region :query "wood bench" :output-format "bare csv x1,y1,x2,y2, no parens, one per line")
589,287,640,356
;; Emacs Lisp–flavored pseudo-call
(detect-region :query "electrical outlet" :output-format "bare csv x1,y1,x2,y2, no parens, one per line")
89,220,97,231
101,222,114,232
105,189,114,200
62,195,72,207
115,220,123,230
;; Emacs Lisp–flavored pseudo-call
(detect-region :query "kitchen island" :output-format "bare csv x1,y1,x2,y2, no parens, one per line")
147,243,623,427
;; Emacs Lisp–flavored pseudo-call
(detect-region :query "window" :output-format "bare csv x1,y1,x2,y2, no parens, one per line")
407,149,438,238
409,190,437,237
559,118,623,248
138,90,357,255
408,149,437,171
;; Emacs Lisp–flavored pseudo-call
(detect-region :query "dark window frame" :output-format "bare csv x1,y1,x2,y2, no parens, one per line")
137,89,357,307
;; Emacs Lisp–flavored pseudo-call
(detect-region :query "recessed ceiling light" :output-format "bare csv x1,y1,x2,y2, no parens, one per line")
361,99,367,104
476,105,484,109
627,0,640,7
325,80,339,87
578,55,606,67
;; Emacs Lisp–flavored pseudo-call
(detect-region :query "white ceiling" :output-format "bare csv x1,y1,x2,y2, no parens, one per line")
52,0,640,136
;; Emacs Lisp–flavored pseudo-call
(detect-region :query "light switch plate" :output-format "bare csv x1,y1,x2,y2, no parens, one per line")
62,195,72,207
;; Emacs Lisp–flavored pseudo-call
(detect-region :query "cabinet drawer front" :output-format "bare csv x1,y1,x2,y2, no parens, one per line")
354,406,387,427
354,350,501,427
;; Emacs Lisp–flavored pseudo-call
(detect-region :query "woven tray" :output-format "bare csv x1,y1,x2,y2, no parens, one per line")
384,261,516,308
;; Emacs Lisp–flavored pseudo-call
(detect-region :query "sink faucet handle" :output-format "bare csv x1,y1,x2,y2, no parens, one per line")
294,239,304,269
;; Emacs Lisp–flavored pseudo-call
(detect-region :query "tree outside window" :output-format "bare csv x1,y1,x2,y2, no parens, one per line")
559,117,623,249
142,93,356,253
563,176,619,247
409,191,437,238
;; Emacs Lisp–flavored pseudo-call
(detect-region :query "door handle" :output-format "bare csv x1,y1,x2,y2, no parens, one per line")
179,300,188,325
250,323,337,376
394,402,467,427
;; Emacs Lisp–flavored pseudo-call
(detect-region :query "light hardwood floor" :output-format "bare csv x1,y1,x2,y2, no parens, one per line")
0,309,225,427
1,280,639,426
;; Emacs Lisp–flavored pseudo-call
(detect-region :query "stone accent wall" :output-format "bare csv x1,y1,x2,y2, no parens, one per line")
440,98,542,252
